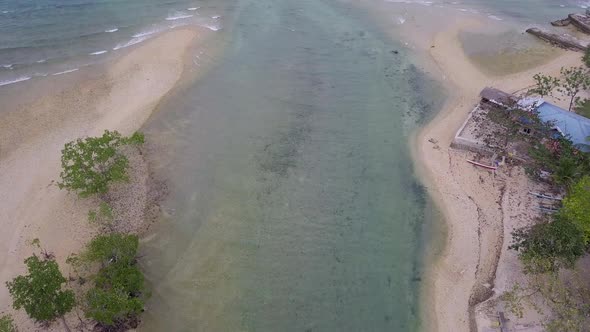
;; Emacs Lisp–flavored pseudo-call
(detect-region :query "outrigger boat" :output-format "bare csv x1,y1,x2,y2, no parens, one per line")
466,159,497,170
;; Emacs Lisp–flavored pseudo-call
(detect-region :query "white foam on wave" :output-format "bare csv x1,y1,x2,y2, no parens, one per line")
1,10,11,14
1,64,13,69
52,68,79,76
201,23,221,31
396,16,406,24
133,27,164,38
90,50,108,55
36,59,46,63
212,15,221,19
113,35,150,51
166,12,194,21
0,76,31,87
487,14,502,21
187,7,200,11
105,28,119,33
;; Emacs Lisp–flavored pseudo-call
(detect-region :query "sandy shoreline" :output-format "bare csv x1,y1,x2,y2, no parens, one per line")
0,27,214,330
413,18,582,332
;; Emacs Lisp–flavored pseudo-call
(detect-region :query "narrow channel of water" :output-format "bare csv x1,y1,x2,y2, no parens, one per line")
140,0,445,330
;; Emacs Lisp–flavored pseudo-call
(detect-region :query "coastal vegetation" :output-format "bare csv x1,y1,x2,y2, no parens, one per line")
0,315,16,332
58,130,144,198
503,57,590,329
5,130,148,331
6,255,75,331
75,233,146,329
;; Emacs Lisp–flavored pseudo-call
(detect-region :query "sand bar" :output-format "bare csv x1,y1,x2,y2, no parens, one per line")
0,27,213,330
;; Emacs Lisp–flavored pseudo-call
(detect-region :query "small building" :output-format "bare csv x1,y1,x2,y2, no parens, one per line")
536,102,590,152
480,87,518,109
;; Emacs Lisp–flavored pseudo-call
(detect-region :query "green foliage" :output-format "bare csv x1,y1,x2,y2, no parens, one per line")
528,137,590,187
58,130,144,197
6,256,75,323
575,98,590,119
95,263,144,295
80,233,145,327
557,66,590,111
561,176,590,242
83,234,138,265
0,315,17,332
530,73,560,97
88,202,114,225
583,47,590,68
510,216,586,273
85,287,143,326
501,284,526,318
502,272,590,331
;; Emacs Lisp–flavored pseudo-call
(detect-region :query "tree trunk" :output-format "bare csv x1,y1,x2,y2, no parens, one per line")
570,95,575,112
60,316,72,332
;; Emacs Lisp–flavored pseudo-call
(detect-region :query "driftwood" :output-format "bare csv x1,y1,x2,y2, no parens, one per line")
551,18,571,27
526,27,588,51
568,13,590,34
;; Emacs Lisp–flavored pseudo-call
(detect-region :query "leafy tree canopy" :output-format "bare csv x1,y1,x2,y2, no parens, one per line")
85,287,143,326
6,256,75,323
58,130,144,197
562,176,590,242
83,233,139,266
509,215,586,273
0,315,17,332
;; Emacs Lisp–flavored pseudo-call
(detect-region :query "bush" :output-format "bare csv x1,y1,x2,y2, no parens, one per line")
0,315,17,332
510,216,586,273
583,47,590,68
6,256,75,324
83,233,139,265
81,234,146,328
561,176,590,242
85,287,143,326
529,137,590,187
58,130,144,197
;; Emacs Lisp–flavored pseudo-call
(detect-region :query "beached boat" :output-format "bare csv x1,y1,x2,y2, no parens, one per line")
466,159,497,170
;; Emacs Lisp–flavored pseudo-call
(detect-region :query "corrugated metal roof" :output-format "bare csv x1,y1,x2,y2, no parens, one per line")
537,102,590,151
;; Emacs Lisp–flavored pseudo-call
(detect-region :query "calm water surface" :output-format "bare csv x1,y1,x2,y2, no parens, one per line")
137,0,582,330
140,0,443,330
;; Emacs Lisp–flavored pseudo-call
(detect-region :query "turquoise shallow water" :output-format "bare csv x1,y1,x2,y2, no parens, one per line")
139,0,443,330
0,0,585,85
0,0,585,331
135,0,586,331
0,0,221,85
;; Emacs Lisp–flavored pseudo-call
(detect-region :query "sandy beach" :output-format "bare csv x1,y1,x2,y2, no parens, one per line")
0,27,213,330
413,18,583,332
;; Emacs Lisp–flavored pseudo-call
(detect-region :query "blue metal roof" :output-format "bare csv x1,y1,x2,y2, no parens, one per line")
537,102,590,152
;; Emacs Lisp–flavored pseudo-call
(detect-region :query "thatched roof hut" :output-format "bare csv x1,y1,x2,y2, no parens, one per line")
480,87,518,109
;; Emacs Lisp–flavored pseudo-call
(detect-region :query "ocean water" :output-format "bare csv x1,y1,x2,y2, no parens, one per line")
135,1,586,331
0,0,222,86
0,0,585,331
0,0,586,86
138,0,444,330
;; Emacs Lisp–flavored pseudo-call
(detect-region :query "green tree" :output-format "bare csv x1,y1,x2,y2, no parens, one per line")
6,256,75,331
0,315,17,332
583,47,590,68
561,176,590,242
509,215,586,273
80,234,146,328
530,73,560,98
85,287,143,326
83,233,139,265
58,130,144,198
557,66,590,112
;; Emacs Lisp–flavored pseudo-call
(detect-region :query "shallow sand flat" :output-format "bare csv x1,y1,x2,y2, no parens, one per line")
413,19,581,332
0,27,211,330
